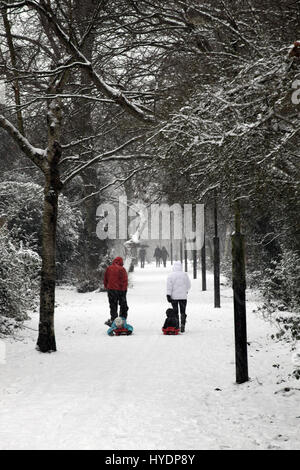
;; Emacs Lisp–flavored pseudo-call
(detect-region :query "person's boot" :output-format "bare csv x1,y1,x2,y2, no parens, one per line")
104,319,113,326
180,313,187,333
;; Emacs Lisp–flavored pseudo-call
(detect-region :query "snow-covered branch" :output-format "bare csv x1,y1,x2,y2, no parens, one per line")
62,135,148,186
1,0,156,123
0,114,46,171
73,164,153,206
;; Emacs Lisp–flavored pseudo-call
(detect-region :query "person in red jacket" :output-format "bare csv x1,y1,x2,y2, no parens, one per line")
104,257,128,326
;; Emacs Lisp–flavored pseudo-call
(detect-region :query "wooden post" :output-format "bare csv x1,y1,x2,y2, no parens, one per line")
214,194,221,308
193,249,197,279
170,213,173,265
192,206,197,279
201,235,206,291
232,201,249,384
180,239,183,264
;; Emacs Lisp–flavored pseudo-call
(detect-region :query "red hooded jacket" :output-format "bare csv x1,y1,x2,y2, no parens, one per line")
104,257,128,291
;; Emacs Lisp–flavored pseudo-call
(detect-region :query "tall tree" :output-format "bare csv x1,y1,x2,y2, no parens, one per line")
0,0,152,351
0,0,198,351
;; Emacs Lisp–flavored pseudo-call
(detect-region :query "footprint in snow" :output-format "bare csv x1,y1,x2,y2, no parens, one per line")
274,387,300,397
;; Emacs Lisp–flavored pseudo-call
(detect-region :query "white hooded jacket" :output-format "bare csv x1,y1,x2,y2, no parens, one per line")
167,261,191,300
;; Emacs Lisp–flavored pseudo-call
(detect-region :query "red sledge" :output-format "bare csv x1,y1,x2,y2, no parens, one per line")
162,327,180,335
114,328,132,336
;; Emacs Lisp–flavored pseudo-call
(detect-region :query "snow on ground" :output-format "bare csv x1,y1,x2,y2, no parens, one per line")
0,263,299,450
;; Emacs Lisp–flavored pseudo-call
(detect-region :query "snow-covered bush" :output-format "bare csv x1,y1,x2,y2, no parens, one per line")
98,252,113,281
261,250,300,313
254,250,300,346
76,277,100,293
292,347,300,380
76,252,113,293
0,181,83,280
0,225,41,335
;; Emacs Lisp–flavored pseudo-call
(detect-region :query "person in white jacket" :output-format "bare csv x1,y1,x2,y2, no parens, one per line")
166,261,191,332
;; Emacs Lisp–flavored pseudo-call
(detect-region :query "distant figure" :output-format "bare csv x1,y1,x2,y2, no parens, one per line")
161,246,169,267
132,245,138,267
139,247,146,268
103,257,128,326
154,246,162,267
166,261,191,333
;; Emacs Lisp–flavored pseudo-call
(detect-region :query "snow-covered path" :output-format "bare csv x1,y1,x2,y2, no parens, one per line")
0,263,299,450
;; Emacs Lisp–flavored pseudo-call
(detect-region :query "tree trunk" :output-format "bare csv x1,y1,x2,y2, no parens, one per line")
224,223,232,259
37,143,62,352
73,0,101,280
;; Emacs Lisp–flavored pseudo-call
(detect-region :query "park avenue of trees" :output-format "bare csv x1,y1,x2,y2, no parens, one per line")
0,1,299,358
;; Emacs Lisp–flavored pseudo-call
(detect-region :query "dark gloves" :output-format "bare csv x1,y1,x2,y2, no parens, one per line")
167,295,172,303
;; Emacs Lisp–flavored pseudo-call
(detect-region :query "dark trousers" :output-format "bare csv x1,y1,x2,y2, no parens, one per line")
107,290,128,321
155,258,161,267
140,259,145,268
171,299,187,325
162,258,167,267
